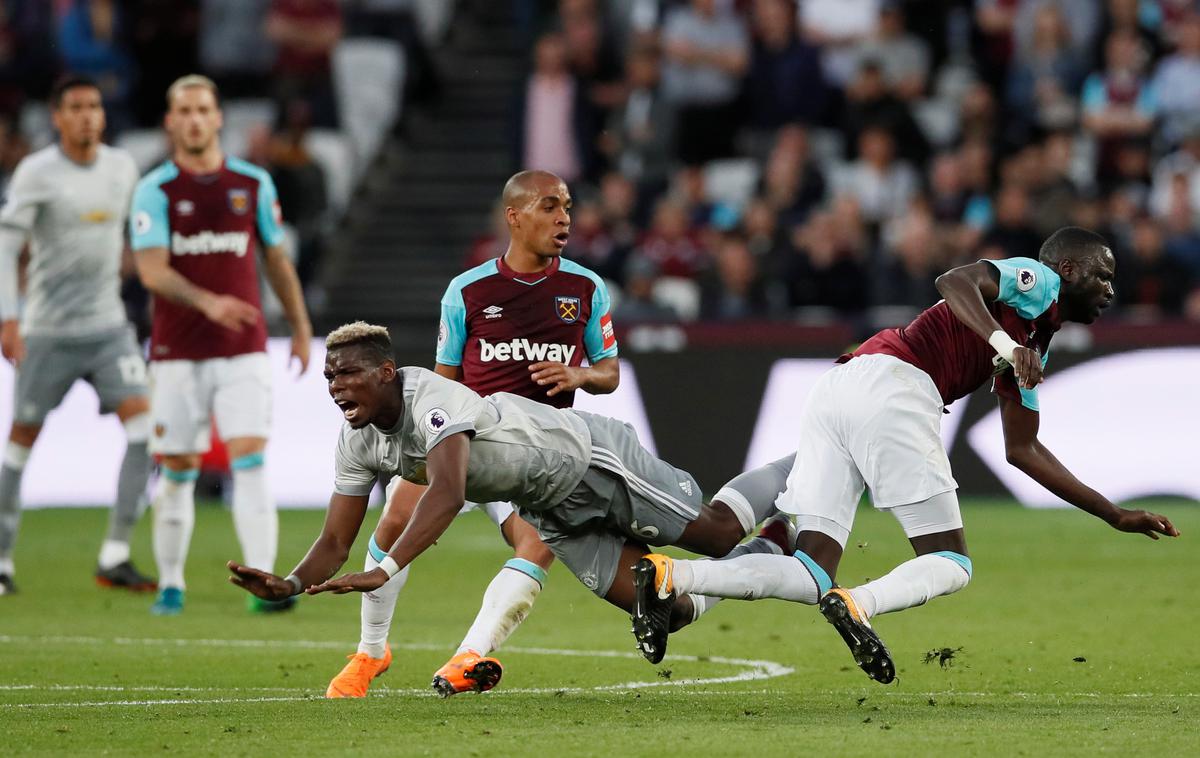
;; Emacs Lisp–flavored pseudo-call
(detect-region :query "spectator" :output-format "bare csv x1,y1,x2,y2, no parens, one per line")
1162,172,1200,277
266,100,330,290
564,202,627,284
973,0,1019,91
784,209,869,314
517,31,596,182
744,0,826,133
0,2,57,118
559,0,625,115
1093,0,1163,71
835,125,919,226
876,205,945,309
1006,4,1083,133
660,0,749,165
1029,131,1080,237
465,201,509,268
759,124,827,229
1115,214,1193,316
634,197,707,279
199,0,275,99
671,165,714,229
851,2,930,101
265,0,343,128
799,0,880,88
1013,0,1101,65
1150,126,1200,220
1152,13,1200,146
842,58,929,166
57,0,135,132
601,44,675,189
127,0,200,126
699,235,769,320
612,256,679,324
598,171,641,246
1082,29,1158,183
979,183,1042,258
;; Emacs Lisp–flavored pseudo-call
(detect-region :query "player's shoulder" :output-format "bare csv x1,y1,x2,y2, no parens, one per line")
134,160,179,192
557,257,607,292
224,156,273,187
96,144,137,170
9,144,62,182
444,259,501,299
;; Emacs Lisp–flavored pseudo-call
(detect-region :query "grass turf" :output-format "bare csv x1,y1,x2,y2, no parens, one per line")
0,500,1196,756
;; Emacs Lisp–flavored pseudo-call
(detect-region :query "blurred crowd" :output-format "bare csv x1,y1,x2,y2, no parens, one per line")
497,0,1200,325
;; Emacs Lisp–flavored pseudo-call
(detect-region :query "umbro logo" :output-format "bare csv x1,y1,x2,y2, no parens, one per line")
483,305,504,320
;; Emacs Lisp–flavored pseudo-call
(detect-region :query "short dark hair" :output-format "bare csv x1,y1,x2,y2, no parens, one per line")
50,74,101,108
325,322,394,366
1039,227,1110,265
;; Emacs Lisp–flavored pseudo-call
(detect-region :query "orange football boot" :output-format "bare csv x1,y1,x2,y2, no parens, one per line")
325,647,393,698
431,650,503,697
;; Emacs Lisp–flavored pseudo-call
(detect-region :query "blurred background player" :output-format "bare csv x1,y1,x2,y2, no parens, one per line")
634,229,1179,680
326,170,621,698
0,75,154,595
129,74,312,616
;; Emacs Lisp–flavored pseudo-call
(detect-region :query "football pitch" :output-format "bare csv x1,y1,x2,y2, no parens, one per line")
0,500,1195,756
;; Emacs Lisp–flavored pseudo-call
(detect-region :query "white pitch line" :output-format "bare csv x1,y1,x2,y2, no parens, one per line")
0,634,793,708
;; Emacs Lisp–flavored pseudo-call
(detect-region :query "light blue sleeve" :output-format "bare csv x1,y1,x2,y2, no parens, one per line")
982,257,1060,320
129,177,170,250
1081,75,1107,113
1136,80,1159,117
255,172,285,247
435,284,468,366
1016,348,1051,411
584,278,618,362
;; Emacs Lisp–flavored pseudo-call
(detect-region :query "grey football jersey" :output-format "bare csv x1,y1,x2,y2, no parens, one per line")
0,144,139,337
334,367,592,511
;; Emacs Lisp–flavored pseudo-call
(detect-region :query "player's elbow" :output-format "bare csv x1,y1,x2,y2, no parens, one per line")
1005,445,1035,471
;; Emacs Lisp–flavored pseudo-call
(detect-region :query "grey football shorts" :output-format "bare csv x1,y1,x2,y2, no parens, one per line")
12,325,147,425
521,410,704,597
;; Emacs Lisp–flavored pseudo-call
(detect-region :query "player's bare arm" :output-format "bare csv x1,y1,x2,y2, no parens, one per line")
529,355,619,397
935,262,1043,389
261,242,312,373
228,491,370,599
434,362,464,381
998,394,1179,539
307,432,471,595
134,245,259,331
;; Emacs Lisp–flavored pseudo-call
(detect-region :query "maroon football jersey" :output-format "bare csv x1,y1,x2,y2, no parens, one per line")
436,256,618,408
130,157,285,361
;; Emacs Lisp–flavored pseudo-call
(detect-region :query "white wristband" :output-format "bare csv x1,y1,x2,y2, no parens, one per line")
377,556,401,578
284,574,303,596
987,330,1020,364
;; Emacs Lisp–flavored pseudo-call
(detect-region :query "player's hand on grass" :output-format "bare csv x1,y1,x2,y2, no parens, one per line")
226,561,294,600
201,294,259,332
1109,509,1180,540
1011,346,1043,390
529,361,585,397
305,568,388,595
0,320,25,368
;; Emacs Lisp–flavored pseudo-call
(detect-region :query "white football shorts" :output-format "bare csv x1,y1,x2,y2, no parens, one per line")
148,352,272,455
775,353,961,546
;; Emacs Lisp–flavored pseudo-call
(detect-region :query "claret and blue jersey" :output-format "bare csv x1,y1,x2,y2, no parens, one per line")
128,156,285,362
846,256,1063,412
436,255,618,408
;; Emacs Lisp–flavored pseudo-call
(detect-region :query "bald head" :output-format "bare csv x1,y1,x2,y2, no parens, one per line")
1039,226,1111,267
502,170,567,210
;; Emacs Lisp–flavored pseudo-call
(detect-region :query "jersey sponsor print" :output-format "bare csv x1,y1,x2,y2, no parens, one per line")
129,157,284,361
436,255,618,408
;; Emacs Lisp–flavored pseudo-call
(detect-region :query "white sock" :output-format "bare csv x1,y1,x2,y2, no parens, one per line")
98,539,130,569
850,553,972,619
673,552,820,603
684,535,785,622
152,470,197,590
456,559,545,656
358,547,409,659
231,455,276,573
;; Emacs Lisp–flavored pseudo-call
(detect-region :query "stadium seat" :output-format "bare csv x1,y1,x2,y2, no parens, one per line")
651,276,701,322
221,98,278,160
333,38,407,171
19,102,53,150
913,99,960,149
703,158,761,209
306,128,356,216
414,0,456,41
117,129,169,172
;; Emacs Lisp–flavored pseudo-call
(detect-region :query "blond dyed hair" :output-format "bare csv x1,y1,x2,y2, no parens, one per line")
166,74,219,107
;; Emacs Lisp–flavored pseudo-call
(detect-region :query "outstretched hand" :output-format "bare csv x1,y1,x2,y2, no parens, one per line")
305,567,388,595
1110,509,1180,540
227,561,294,600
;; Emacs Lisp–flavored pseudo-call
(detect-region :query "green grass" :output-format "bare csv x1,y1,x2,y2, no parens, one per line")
0,500,1196,756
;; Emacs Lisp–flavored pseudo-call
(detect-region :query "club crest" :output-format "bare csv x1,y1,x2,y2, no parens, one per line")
227,189,250,215
555,296,581,324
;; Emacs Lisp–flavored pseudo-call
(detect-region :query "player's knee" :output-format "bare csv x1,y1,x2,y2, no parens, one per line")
513,538,554,570
930,551,972,595
8,423,40,449
691,504,744,557
122,412,151,444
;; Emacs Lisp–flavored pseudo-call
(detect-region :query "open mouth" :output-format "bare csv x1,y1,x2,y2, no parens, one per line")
334,398,360,422
552,232,570,248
